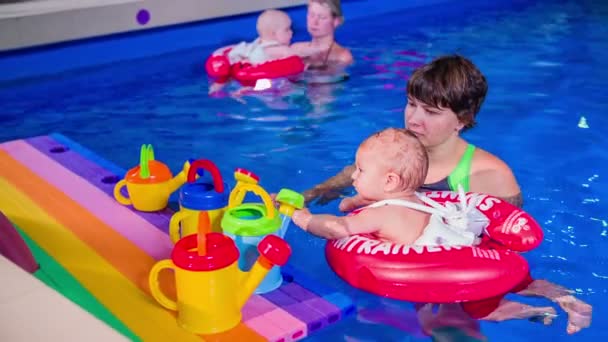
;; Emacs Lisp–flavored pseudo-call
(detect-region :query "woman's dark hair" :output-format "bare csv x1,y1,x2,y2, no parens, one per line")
407,55,488,130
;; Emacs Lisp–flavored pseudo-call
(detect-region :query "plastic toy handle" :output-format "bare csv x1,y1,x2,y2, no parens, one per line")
232,168,260,205
187,159,225,193
234,168,260,184
187,159,205,177
228,183,276,219
148,260,177,311
113,180,132,205
169,211,189,244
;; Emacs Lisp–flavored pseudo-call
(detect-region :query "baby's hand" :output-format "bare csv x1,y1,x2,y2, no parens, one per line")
338,198,353,212
292,208,312,230
209,82,225,94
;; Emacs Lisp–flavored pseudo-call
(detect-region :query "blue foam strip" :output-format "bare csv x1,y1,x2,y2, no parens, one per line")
50,133,126,177
282,263,355,317
49,133,200,205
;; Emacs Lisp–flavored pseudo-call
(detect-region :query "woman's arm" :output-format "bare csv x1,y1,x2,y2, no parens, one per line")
469,149,523,207
302,164,356,205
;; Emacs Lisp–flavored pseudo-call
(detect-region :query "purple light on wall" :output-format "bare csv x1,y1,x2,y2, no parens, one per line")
136,9,150,25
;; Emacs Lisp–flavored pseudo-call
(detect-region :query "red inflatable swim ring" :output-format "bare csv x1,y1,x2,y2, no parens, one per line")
325,190,544,303
205,47,305,86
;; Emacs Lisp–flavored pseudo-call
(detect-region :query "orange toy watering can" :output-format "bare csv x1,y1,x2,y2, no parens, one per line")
113,144,190,212
148,233,291,334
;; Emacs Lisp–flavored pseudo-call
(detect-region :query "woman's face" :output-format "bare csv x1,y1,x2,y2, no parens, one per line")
307,2,339,38
404,95,464,148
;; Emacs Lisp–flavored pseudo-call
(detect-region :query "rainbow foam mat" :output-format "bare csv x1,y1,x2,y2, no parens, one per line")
0,134,355,341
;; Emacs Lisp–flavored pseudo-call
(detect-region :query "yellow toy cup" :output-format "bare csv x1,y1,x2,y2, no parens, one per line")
149,233,291,334
113,144,189,212
169,159,229,243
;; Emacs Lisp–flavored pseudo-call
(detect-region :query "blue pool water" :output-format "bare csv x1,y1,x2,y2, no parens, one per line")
1,0,607,340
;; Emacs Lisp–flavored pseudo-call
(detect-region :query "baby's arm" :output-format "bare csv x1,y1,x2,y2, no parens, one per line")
265,44,324,60
289,43,324,57
292,207,380,240
212,44,235,56
339,194,374,213
264,46,293,60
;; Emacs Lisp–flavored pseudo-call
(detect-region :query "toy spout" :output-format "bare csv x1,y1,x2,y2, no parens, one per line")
168,161,191,194
275,189,305,238
237,235,291,308
276,213,292,239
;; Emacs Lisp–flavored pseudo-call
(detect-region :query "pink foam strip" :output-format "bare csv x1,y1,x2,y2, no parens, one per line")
245,313,286,341
0,140,173,260
242,294,279,320
244,296,307,341
262,309,307,342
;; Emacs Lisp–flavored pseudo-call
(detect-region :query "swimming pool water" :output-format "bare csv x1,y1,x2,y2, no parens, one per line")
1,0,607,340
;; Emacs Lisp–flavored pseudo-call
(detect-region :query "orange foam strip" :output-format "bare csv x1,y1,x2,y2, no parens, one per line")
203,323,268,342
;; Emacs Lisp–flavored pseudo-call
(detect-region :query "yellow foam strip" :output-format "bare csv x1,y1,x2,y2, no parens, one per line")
0,178,202,341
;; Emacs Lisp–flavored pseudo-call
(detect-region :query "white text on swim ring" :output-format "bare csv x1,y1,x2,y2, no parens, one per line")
333,236,467,256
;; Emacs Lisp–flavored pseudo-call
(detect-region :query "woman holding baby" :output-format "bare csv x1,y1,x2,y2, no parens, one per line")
292,0,354,69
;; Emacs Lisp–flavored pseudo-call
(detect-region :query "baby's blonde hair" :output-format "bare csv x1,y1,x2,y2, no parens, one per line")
257,9,290,37
362,128,428,190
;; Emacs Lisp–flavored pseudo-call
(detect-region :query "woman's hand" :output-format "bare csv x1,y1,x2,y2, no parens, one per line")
303,186,343,205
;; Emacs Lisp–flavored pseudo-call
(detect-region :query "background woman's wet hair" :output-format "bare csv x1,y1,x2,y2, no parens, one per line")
406,55,488,130
310,0,344,23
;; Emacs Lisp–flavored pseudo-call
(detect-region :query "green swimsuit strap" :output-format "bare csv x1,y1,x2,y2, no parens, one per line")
447,144,476,192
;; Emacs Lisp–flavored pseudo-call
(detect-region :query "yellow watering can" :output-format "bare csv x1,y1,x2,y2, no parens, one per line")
149,232,291,334
113,144,189,212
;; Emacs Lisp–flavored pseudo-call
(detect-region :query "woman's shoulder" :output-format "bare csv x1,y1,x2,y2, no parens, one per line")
333,43,354,64
471,147,511,172
469,146,521,199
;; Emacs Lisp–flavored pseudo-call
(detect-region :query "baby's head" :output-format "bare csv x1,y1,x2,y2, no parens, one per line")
352,128,428,199
257,9,293,45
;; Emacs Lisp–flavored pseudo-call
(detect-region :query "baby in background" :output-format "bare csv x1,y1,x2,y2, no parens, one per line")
292,127,482,246
227,9,322,65
209,9,321,95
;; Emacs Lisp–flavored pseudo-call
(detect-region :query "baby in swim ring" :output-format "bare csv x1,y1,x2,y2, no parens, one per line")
209,9,322,94
227,9,322,65
292,128,480,246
